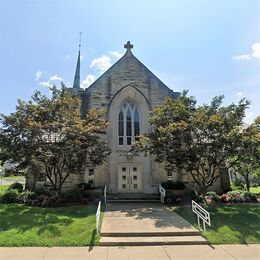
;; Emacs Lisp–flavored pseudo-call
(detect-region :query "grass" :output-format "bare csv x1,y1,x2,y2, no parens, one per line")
250,186,260,194
0,185,10,195
0,203,102,246
174,204,260,244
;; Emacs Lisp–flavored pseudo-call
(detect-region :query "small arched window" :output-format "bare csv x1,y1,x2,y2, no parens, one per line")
118,102,140,146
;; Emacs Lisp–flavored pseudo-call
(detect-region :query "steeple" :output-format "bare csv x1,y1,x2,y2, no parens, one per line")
73,32,82,89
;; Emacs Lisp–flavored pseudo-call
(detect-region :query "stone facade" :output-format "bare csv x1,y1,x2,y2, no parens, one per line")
81,44,179,194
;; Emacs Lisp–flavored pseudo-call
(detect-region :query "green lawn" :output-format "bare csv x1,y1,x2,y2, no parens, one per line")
0,185,10,195
250,187,260,194
0,203,102,246
174,204,260,244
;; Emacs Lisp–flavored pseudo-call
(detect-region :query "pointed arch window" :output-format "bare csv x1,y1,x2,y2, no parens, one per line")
118,102,140,146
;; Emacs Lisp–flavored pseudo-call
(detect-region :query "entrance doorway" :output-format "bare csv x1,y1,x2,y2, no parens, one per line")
118,163,142,193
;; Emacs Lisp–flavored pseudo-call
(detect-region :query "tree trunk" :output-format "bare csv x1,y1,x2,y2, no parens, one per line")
245,175,250,192
201,185,207,198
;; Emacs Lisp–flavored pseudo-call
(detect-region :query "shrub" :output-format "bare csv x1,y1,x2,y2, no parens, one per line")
190,190,203,203
77,182,93,190
7,182,23,193
161,181,185,190
25,194,61,207
40,195,61,207
17,191,38,203
221,194,230,203
0,190,19,203
165,195,183,204
227,191,240,196
241,191,257,202
206,191,220,202
231,179,244,191
220,191,257,203
63,188,83,202
226,191,242,203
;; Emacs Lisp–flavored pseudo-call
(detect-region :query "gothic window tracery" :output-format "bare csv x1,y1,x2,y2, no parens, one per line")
118,102,140,146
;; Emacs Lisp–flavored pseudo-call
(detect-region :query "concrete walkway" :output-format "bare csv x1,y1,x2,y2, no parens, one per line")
101,203,198,234
0,245,259,259
100,203,206,245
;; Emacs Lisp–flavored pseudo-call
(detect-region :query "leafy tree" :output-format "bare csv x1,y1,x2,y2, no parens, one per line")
0,86,109,193
0,147,8,166
137,91,249,196
252,168,260,186
229,117,260,191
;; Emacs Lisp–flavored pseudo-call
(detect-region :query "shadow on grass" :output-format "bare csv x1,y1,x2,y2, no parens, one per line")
88,229,97,251
0,204,96,238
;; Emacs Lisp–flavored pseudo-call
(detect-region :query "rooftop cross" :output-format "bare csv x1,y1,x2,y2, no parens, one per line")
124,41,133,51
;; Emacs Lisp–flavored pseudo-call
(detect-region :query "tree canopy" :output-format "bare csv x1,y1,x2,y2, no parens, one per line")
137,91,250,196
229,116,260,191
0,86,110,192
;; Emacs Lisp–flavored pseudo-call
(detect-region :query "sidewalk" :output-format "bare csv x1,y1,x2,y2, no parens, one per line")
0,245,259,260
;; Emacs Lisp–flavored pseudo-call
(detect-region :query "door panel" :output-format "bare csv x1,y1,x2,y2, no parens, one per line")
118,164,130,193
118,163,142,193
129,164,142,193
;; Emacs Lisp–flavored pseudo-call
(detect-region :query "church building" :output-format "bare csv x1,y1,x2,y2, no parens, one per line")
27,41,229,194
67,41,230,195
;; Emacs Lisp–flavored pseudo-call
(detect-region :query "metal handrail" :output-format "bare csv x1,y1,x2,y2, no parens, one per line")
104,185,107,204
96,201,101,235
159,184,166,204
191,200,211,231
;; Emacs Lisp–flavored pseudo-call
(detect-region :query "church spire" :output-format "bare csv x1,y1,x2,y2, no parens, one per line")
73,32,82,89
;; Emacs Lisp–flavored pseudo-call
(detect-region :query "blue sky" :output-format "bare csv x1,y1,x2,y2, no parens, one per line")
0,0,259,122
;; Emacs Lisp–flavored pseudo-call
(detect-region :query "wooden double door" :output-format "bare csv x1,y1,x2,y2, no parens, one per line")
118,163,142,193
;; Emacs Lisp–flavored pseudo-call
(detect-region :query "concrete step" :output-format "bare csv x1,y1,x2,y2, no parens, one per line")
107,199,160,203
99,235,208,246
107,194,160,203
101,231,200,237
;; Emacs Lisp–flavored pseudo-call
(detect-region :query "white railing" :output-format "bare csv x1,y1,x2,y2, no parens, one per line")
191,200,211,231
104,185,107,204
159,184,166,204
96,201,101,235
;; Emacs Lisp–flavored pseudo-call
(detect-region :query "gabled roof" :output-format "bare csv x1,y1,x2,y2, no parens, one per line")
86,41,175,93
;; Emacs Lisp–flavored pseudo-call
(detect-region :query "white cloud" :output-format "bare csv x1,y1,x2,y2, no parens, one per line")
35,70,44,81
251,42,260,59
236,91,243,96
233,42,260,61
81,74,95,89
65,55,71,60
49,74,63,81
110,51,123,59
80,54,84,61
232,54,250,61
38,74,63,89
89,55,111,73
39,81,52,88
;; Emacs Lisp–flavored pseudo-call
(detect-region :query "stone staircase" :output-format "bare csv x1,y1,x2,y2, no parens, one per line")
99,203,208,246
106,193,160,203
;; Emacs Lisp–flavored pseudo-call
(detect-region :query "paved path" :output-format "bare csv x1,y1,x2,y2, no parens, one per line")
0,178,25,186
0,245,259,259
101,203,199,235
